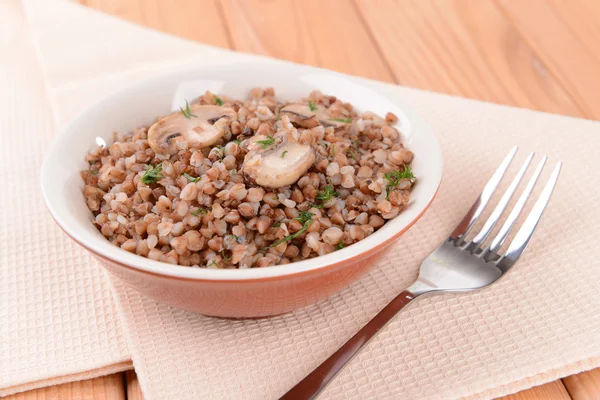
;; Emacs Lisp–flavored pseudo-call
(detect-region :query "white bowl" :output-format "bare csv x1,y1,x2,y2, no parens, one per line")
41,62,443,317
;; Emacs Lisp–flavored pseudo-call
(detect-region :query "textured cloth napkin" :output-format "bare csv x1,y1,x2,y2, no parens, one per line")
0,1,131,396
3,0,600,398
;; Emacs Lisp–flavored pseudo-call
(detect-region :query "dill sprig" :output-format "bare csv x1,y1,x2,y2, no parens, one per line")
215,95,224,106
212,146,224,160
281,150,288,158
314,185,338,208
140,162,163,184
308,100,317,112
347,146,358,160
268,213,313,248
179,100,197,119
256,136,275,148
383,165,415,199
191,207,208,217
329,117,352,124
295,211,314,225
183,172,200,182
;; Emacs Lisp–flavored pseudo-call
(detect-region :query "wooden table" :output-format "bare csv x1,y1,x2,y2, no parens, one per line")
10,1,600,399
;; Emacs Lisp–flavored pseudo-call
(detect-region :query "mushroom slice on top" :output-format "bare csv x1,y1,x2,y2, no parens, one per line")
242,136,316,188
281,103,350,128
148,105,236,155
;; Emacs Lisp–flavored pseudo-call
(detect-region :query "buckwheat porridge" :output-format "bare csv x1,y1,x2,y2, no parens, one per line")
81,88,415,268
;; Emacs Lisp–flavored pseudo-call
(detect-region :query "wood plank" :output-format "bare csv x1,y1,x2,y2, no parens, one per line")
125,370,144,400
120,370,572,400
80,0,232,48
4,374,125,400
548,0,600,59
355,0,584,117
495,0,600,119
563,368,600,400
541,0,600,64
218,0,395,82
497,380,571,400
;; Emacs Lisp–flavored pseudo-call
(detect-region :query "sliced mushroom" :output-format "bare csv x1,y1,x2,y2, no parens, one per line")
242,136,316,188
148,105,236,155
281,103,349,128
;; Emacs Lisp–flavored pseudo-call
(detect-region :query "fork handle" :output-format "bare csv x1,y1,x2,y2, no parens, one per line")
280,290,416,400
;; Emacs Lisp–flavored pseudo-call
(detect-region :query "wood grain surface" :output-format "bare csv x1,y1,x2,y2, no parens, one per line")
19,0,597,399
4,374,125,400
497,380,572,400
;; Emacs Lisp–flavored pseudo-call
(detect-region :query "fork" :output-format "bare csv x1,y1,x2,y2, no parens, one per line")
281,146,561,399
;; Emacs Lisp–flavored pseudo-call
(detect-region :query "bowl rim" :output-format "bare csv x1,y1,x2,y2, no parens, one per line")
41,62,443,282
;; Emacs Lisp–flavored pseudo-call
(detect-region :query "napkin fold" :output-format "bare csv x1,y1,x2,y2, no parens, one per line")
0,1,131,396
3,0,600,398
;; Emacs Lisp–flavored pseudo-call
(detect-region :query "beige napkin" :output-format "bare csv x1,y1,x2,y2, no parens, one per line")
5,0,600,398
0,1,131,396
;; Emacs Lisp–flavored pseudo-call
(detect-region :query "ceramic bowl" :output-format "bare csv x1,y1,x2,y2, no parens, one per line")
41,62,443,318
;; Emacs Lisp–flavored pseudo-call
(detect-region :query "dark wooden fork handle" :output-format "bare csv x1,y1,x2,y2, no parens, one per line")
280,290,416,400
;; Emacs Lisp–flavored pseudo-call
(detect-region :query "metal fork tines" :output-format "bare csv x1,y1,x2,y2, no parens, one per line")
452,146,561,267
281,146,561,400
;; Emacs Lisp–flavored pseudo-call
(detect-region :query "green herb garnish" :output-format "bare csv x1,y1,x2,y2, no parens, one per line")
209,260,220,268
323,143,329,149
179,100,196,119
212,147,224,160
269,216,313,248
383,165,415,199
315,185,338,205
308,101,317,112
329,117,352,124
272,222,281,228
309,180,337,209
295,211,314,225
256,136,275,148
140,162,163,184
336,240,345,250
183,172,200,182
347,147,357,160
331,144,336,155
230,169,236,175
232,139,241,146
221,250,232,261
192,207,208,216
215,96,224,106
281,150,288,158
89,170,98,175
